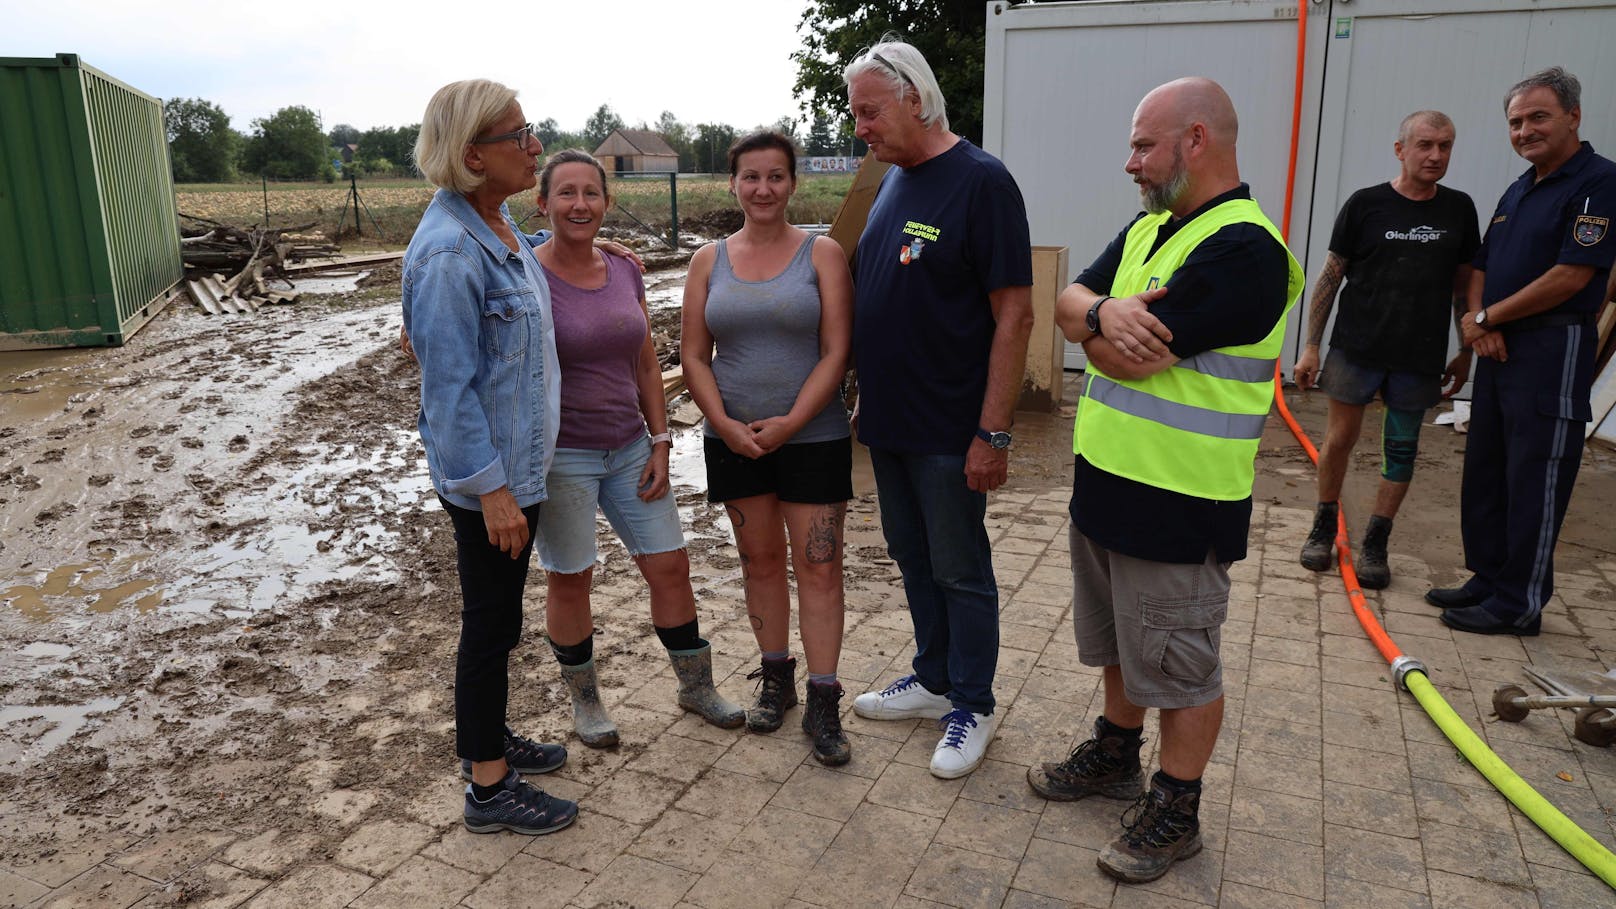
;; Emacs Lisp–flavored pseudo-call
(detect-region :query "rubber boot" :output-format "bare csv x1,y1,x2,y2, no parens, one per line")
801,680,851,765
1299,501,1337,571
1356,515,1393,590
745,656,799,732
668,643,746,729
558,657,619,748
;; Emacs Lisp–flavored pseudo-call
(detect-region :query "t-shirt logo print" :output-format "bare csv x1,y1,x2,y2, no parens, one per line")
900,236,925,264
1574,215,1609,247
1383,225,1446,243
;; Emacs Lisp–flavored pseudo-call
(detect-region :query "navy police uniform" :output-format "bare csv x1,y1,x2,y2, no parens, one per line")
1458,141,1616,632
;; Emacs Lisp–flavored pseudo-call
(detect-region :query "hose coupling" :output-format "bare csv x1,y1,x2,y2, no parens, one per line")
1390,655,1428,691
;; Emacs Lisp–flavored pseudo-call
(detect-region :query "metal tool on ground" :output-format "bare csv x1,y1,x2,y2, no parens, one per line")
1493,667,1616,747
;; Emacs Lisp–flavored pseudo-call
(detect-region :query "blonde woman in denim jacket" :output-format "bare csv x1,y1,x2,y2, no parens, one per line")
401,79,573,837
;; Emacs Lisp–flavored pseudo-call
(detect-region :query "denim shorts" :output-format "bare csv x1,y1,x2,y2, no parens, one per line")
534,434,687,574
703,435,853,504
1319,348,1441,411
1069,526,1229,709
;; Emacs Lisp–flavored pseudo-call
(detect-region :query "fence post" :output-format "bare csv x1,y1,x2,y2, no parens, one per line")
262,173,269,226
668,171,678,251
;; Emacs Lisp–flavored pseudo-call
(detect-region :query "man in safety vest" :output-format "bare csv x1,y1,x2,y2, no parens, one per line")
1029,78,1302,884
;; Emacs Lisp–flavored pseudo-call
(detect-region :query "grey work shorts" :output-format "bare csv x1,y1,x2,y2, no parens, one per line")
1069,525,1230,709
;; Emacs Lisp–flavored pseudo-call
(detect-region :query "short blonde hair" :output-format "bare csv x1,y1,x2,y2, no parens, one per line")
414,79,518,193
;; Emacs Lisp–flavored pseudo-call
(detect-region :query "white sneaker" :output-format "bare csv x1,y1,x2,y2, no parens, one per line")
929,709,997,779
852,675,953,720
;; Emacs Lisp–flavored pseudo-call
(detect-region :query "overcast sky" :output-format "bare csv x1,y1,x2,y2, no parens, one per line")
5,0,815,133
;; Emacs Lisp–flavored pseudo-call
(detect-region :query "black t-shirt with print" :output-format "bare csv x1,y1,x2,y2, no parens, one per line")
1327,182,1479,374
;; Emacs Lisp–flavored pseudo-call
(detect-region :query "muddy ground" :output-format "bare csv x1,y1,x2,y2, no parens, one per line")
1,261,1612,893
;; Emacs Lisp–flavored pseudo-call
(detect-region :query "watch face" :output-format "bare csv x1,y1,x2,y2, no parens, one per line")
990,432,1012,449
1086,307,1100,333
1475,310,1486,325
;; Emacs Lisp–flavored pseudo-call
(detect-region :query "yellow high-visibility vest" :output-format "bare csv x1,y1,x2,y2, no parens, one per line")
1074,198,1302,501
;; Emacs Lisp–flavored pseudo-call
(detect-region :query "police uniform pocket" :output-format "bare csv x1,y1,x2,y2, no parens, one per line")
1139,596,1227,685
1534,391,1592,423
482,289,533,362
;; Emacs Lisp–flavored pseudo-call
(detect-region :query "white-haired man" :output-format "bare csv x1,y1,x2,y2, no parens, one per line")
842,37,1034,780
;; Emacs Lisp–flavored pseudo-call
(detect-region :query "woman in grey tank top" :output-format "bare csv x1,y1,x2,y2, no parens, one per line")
681,131,856,766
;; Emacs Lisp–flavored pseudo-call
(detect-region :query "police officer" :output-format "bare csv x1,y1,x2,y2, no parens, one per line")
1427,67,1616,635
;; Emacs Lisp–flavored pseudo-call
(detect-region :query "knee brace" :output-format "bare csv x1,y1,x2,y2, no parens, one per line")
1380,407,1422,483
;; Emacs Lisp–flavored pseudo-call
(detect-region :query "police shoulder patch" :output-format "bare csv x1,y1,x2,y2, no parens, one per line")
1574,214,1609,247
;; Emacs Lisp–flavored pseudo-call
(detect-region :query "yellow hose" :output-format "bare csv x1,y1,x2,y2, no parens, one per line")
1402,670,1616,889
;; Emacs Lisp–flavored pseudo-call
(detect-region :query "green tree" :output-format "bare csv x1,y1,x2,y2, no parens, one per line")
655,111,696,172
582,104,626,150
356,124,421,176
534,118,563,149
804,110,839,156
792,0,986,144
693,122,738,174
243,105,330,180
164,97,238,183
327,123,360,147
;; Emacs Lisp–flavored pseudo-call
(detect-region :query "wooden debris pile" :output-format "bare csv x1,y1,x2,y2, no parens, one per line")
178,213,341,314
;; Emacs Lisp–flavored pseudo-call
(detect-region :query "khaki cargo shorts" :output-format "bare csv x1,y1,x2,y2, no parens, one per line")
1069,525,1229,709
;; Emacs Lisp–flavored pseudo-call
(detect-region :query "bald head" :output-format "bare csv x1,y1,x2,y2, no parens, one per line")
1127,77,1242,217
1136,77,1239,145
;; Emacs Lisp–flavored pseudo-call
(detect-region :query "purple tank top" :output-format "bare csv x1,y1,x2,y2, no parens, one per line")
542,252,649,450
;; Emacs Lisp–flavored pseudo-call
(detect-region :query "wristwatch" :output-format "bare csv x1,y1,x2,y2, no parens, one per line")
975,427,1012,449
1085,295,1112,335
1474,308,1490,328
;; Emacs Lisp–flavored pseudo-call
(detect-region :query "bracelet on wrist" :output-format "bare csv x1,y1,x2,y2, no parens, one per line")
649,431,672,447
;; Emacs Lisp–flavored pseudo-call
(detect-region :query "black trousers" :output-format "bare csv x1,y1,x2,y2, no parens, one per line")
439,495,543,762
1459,323,1595,629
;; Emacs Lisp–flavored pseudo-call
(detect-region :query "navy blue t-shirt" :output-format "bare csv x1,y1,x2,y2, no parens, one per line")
853,139,1034,454
1475,142,1616,321
1070,185,1294,564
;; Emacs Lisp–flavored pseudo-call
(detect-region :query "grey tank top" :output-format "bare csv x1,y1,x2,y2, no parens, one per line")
703,234,849,443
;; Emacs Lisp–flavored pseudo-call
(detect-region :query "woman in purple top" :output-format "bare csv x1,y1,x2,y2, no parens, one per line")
532,150,744,746
681,131,855,765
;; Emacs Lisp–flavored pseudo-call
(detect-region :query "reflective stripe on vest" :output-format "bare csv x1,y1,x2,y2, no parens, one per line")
1074,198,1303,501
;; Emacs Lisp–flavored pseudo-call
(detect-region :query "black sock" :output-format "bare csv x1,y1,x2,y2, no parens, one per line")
470,779,505,801
1099,716,1143,740
550,634,593,666
654,618,704,652
1318,500,1339,513
1154,769,1202,797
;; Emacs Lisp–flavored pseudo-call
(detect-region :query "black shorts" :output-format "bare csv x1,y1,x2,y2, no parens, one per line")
703,436,853,504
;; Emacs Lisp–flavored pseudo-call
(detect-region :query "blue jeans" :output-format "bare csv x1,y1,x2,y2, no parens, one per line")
868,448,999,714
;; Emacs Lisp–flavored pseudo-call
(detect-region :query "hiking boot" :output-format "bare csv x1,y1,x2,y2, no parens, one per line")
1355,515,1392,590
930,709,997,779
1027,717,1144,801
852,674,952,721
1299,502,1337,571
463,768,578,836
558,658,619,749
460,726,567,781
745,656,798,732
1097,776,1202,883
801,680,851,766
669,643,747,729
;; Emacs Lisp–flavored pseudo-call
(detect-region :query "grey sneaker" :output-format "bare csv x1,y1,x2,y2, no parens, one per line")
1027,717,1144,801
463,768,578,836
459,726,567,781
1097,777,1202,883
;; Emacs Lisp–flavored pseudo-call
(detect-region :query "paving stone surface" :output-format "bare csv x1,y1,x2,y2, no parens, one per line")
6,391,1614,908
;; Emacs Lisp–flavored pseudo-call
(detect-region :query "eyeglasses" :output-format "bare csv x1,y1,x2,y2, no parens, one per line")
869,52,912,86
472,123,540,149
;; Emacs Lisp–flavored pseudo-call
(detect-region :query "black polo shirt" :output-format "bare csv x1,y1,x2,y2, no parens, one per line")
1475,141,1616,321
1070,184,1293,564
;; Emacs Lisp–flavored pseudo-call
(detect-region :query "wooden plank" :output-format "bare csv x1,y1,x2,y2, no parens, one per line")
826,154,893,266
281,251,404,274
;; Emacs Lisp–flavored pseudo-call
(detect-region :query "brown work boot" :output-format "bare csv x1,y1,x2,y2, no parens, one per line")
1027,717,1143,801
1299,501,1337,571
1097,774,1202,883
745,656,798,732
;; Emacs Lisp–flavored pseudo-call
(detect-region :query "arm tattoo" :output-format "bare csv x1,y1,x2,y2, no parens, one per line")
804,504,844,565
1306,252,1347,346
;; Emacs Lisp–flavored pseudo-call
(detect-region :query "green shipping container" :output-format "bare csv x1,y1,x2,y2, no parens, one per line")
0,54,183,350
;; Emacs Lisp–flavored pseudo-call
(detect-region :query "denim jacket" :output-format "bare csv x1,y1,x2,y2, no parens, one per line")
402,189,560,511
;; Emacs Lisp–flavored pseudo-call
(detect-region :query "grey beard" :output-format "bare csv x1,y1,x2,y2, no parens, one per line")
1141,167,1190,214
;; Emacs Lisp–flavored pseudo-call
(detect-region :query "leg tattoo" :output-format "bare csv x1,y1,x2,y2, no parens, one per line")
805,505,843,565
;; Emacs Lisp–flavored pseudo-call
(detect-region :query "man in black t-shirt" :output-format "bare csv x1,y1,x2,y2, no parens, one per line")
1292,110,1480,589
